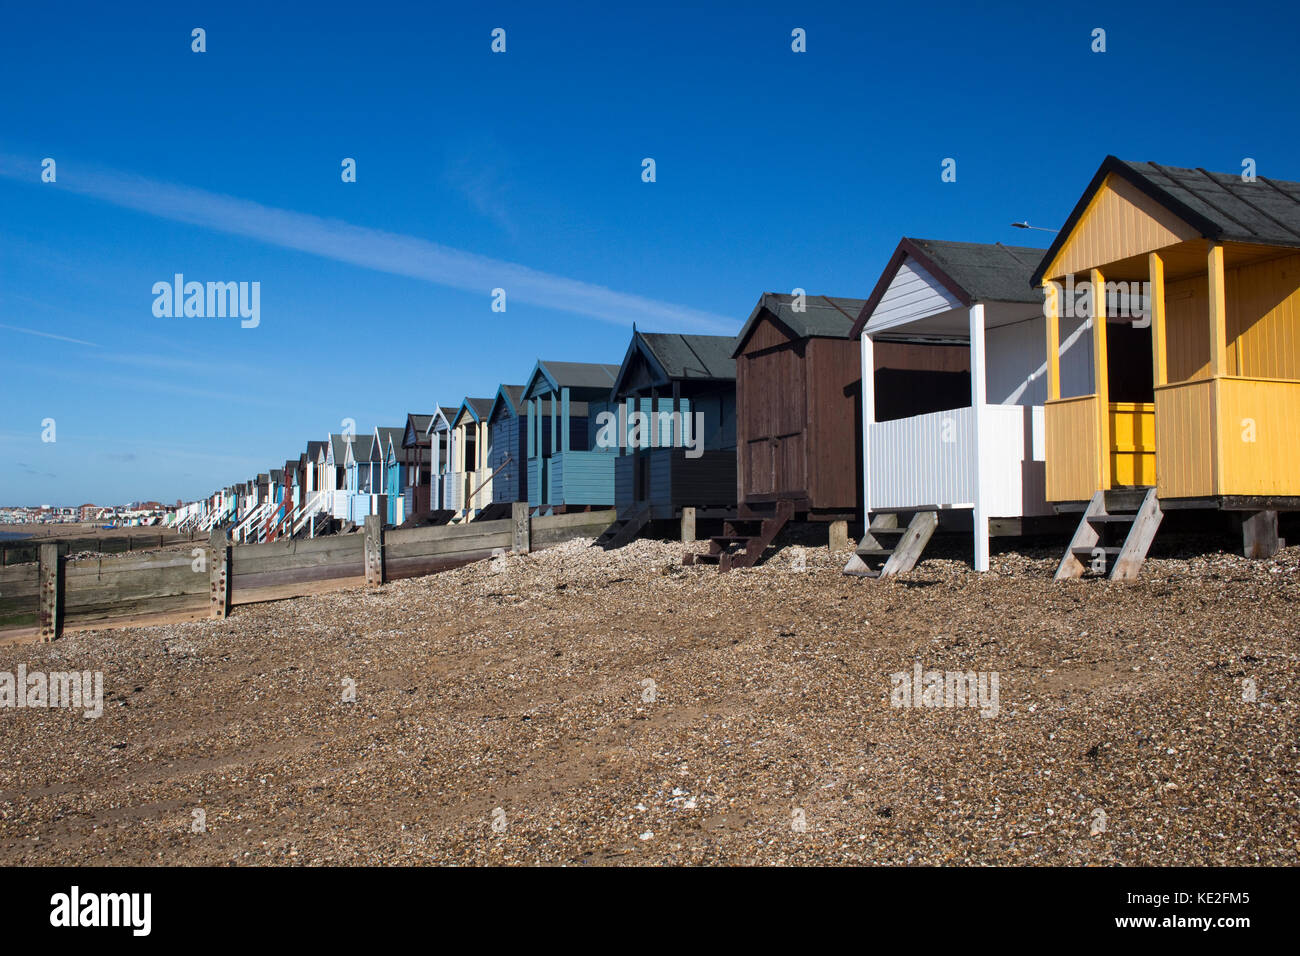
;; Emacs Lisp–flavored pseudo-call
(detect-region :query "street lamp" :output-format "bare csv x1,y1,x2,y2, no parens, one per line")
1011,221,1059,233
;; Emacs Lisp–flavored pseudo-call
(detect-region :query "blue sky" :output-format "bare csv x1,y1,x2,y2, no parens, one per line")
2,0,1298,505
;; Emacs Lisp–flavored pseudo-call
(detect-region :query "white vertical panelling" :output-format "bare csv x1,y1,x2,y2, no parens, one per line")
869,407,975,509
867,404,1051,518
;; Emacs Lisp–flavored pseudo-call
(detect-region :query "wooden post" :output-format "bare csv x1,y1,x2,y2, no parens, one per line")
1240,510,1279,559
38,543,61,641
364,514,384,587
1148,253,1167,387
208,528,230,619
1091,267,1111,490
680,506,696,544
1043,281,1061,401
969,302,989,572
512,501,531,553
1208,242,1228,377
561,387,571,453
1208,242,1228,494
828,519,848,552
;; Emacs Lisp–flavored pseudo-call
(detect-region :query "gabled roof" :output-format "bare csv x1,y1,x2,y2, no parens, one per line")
487,384,527,423
453,397,494,427
1031,156,1300,285
611,331,736,396
523,360,620,399
403,413,434,447
852,238,1043,337
371,426,403,461
327,433,351,463
305,440,326,461
425,407,457,435
732,293,863,356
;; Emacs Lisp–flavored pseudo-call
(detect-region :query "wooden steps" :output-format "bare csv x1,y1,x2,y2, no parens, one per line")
843,510,938,579
1055,487,1163,581
684,500,793,572
594,505,651,551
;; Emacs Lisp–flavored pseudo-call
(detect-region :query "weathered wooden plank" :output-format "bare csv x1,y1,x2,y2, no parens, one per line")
385,530,511,560
230,540,364,576
231,561,367,593
385,518,514,547
63,592,209,627
64,550,197,577
231,576,368,607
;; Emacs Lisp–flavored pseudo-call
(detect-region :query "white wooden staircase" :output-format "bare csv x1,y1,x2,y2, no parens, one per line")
843,510,939,579
1055,487,1163,581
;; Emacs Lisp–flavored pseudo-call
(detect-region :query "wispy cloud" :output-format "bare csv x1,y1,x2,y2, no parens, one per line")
0,322,100,347
0,155,735,334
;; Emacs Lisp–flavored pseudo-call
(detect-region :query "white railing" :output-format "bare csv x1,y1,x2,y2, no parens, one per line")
867,404,1049,518
292,491,328,537
231,501,269,543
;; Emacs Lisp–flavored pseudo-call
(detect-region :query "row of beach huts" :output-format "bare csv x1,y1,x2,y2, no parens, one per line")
175,157,1300,579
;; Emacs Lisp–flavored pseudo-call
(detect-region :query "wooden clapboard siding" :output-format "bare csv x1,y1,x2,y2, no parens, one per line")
1154,379,1215,498
805,337,861,510
1045,395,1101,501
1217,377,1300,495
552,451,615,505
1226,250,1300,381
1042,173,1200,281
869,258,963,330
490,415,524,504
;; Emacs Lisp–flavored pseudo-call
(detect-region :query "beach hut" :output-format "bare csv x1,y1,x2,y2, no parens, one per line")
450,398,495,519
523,360,621,511
324,434,351,519
342,434,377,524
846,238,1086,577
370,426,405,525
425,407,458,512
699,293,862,569
400,413,434,518
1033,156,1300,577
487,384,528,511
599,330,737,548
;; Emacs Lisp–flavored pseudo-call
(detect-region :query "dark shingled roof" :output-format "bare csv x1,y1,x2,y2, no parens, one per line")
905,239,1044,304
538,361,620,389
1032,156,1300,285
457,398,496,424
733,293,864,356
406,413,433,434
328,434,351,463
638,333,736,381
488,384,527,422
305,440,326,460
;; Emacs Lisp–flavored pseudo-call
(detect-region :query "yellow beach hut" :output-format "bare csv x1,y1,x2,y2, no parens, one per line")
1033,157,1300,577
